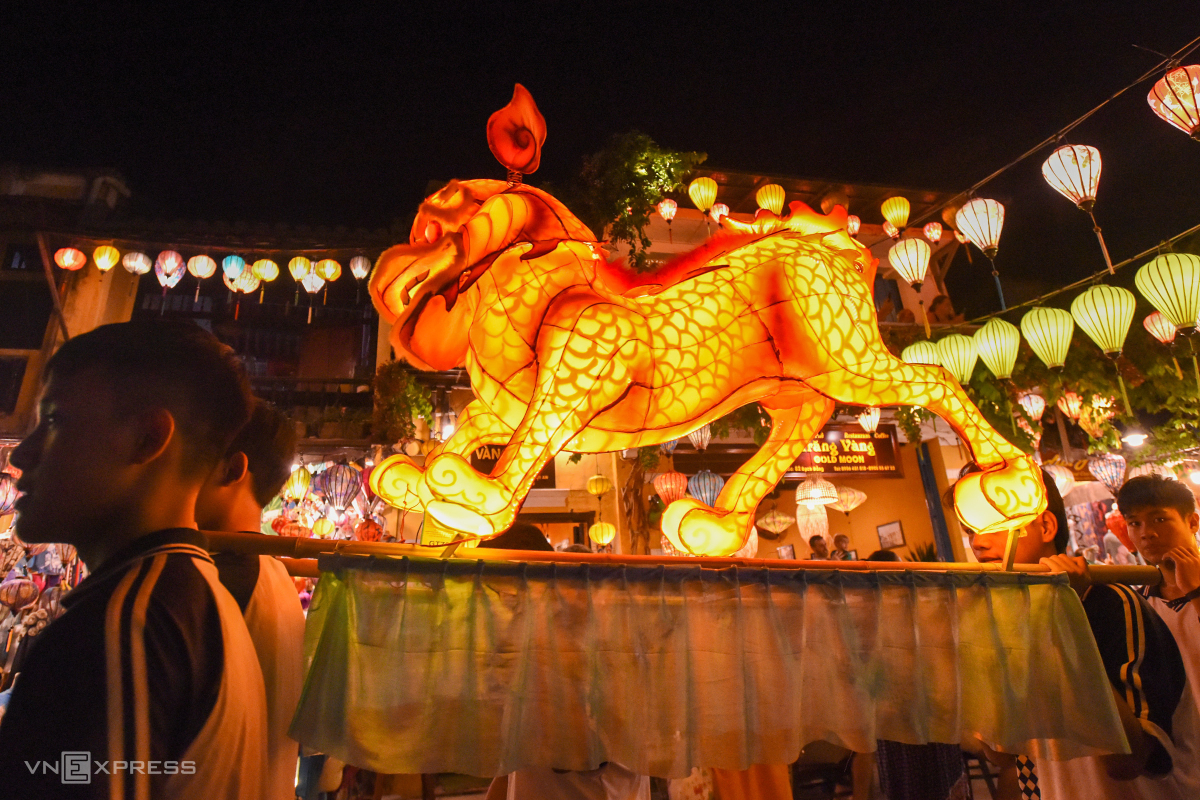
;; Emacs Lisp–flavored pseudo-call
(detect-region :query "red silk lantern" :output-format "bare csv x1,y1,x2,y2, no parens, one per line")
54,247,87,271
0,577,40,610
709,203,729,223
923,222,943,244
653,472,688,506
270,516,290,535
1144,311,1178,345
657,198,677,223
354,518,384,542
1147,65,1200,139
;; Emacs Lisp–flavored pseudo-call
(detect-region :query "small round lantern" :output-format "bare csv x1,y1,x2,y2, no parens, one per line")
935,334,979,384
881,196,910,230
656,198,677,222
1147,65,1200,140
653,472,688,505
973,318,1020,380
687,177,717,213
923,222,943,244
756,184,785,215
589,522,616,546
1020,307,1074,369
586,474,613,497
92,245,120,272
54,247,87,271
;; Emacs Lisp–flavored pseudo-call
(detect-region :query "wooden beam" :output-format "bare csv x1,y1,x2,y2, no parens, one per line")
35,233,70,342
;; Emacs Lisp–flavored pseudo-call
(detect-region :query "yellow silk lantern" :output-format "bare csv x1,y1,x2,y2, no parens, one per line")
365,84,1046,556
901,340,939,366
936,334,978,384
1071,285,1134,356
1135,253,1200,330
93,245,120,272
687,177,717,213
1042,145,1102,211
315,259,341,282
289,256,314,280
1147,65,1200,139
586,474,613,496
589,521,616,546
312,518,335,539
1020,307,1073,369
881,196,910,230
973,318,1020,380
252,259,280,282
187,255,217,279
282,466,311,502
756,184,785,215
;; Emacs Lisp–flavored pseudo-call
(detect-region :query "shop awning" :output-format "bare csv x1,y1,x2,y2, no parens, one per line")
291,555,1127,778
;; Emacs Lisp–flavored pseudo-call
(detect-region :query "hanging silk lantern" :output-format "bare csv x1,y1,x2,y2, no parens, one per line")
794,504,829,541
281,466,311,502
688,177,717,212
901,340,940,366
846,215,861,236
187,255,217,280
280,522,312,539
955,198,1004,258
653,471,688,505
312,518,336,539
687,469,725,506
1128,463,1178,481
657,198,678,222
222,255,246,280
1042,145,1102,211
935,334,978,384
1071,285,1134,356
887,238,931,288
795,475,837,508
223,269,260,294
54,247,87,270
755,509,793,535
1147,65,1200,139
350,256,371,280
829,484,867,515
354,518,384,542
882,221,899,239
687,424,712,452
0,577,39,611
289,256,314,281
323,463,361,510
659,437,680,455
1017,392,1046,422
756,184,785,215
1087,453,1127,496
881,196,910,230
1144,311,1178,344
93,245,120,272
155,251,185,289
923,222,943,244
973,317,1020,380
1135,253,1200,331
1057,391,1083,421
1044,464,1076,498
0,474,17,514
315,259,342,282
252,259,279,282
954,230,968,244
857,406,880,433
709,203,729,223
586,474,613,497
1020,307,1074,369
589,522,616,546
122,251,151,275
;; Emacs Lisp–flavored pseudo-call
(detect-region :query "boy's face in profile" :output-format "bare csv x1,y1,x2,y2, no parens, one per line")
1123,505,1200,565
12,367,138,546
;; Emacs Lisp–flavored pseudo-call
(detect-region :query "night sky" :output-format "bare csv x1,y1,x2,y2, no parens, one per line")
5,2,1200,316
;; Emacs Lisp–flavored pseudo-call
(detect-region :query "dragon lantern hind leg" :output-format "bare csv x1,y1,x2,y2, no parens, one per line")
369,401,513,513
662,392,834,557
807,354,1046,535
420,296,649,537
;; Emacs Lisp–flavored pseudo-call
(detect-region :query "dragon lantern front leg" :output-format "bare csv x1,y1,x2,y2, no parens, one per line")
420,294,650,537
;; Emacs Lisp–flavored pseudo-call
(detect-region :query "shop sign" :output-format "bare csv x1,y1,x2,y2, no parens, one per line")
470,445,556,488
788,424,902,478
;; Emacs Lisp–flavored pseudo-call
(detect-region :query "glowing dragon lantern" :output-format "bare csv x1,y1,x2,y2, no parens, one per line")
187,255,217,301
687,470,725,506
1020,307,1074,369
93,245,120,272
687,424,712,452
1071,284,1135,413
924,222,943,244
488,83,546,183
1042,145,1113,274
365,84,1046,556
1147,65,1200,140
829,484,867,516
857,407,880,433
756,184,785,215
653,472,689,506
973,318,1020,380
956,198,1007,309
54,247,87,271
888,238,932,335
846,215,861,236
1087,452,1127,496
936,334,978,384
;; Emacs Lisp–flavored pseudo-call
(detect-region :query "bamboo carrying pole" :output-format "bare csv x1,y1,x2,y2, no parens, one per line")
205,531,1161,586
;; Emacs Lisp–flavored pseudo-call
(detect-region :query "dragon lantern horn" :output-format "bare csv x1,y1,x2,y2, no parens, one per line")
487,83,546,183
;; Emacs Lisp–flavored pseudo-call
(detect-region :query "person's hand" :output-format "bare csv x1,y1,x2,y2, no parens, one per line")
1162,546,1200,595
1040,554,1092,596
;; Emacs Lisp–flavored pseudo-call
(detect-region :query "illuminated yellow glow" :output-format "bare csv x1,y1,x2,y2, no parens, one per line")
973,318,1020,380
589,522,616,545
1020,307,1074,369
93,245,120,272
756,184,785,215
366,85,1045,554
955,198,1004,258
1135,253,1200,330
289,256,314,280
252,259,280,282
1071,285,1134,355
880,196,910,229
688,177,717,212
1147,65,1200,138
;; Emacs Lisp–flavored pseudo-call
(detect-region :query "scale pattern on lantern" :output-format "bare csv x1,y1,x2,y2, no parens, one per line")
366,84,1046,556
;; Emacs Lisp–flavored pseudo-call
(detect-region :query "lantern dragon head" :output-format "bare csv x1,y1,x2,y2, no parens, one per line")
367,85,1046,555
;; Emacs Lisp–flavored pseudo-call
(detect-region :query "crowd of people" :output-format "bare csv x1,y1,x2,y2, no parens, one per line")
1,319,1200,800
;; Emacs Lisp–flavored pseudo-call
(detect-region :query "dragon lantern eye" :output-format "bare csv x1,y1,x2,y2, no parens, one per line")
424,221,443,244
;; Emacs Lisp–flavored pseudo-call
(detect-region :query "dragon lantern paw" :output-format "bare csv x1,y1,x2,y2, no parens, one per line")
421,453,516,537
953,455,1047,535
661,498,750,557
368,455,427,512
